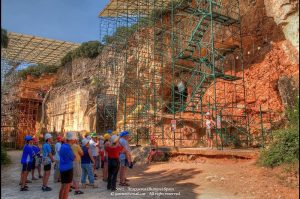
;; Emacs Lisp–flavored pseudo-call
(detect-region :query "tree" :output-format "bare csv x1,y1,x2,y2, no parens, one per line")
1,28,8,48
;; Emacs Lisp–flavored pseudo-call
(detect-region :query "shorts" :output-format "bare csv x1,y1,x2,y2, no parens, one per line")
44,163,51,171
32,158,36,169
206,129,213,139
22,163,32,172
73,161,81,182
101,160,104,168
61,169,73,184
35,157,42,167
120,159,129,167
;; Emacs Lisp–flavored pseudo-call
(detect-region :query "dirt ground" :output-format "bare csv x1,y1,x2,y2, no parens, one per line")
1,151,298,199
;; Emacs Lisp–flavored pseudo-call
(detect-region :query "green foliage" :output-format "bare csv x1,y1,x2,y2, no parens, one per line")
61,51,73,66
1,145,11,165
102,0,189,45
259,97,299,168
17,64,60,80
61,41,104,66
103,26,139,45
1,28,9,48
286,96,299,128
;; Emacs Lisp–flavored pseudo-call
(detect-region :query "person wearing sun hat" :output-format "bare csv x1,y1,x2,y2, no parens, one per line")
112,131,119,136
89,132,100,177
54,135,64,183
119,131,133,186
42,133,55,192
59,132,76,199
105,135,123,191
31,137,42,180
71,134,84,195
20,135,34,191
101,133,111,182
80,138,97,188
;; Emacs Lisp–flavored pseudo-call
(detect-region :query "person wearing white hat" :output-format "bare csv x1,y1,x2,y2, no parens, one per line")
119,131,133,187
205,112,216,149
89,133,100,177
42,133,55,192
71,133,84,195
80,138,97,188
105,135,124,191
59,132,76,199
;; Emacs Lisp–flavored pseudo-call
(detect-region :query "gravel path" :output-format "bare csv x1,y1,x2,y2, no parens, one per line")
1,150,298,199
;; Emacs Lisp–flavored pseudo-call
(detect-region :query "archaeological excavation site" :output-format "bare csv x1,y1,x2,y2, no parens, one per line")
2,0,298,149
1,0,299,198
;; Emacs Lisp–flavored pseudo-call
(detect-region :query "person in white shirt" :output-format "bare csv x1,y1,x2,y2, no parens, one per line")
205,112,216,149
89,133,99,177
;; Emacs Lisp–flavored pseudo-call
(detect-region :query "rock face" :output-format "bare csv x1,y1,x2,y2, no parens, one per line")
264,0,299,52
44,46,125,134
45,57,101,133
278,76,299,109
33,0,299,144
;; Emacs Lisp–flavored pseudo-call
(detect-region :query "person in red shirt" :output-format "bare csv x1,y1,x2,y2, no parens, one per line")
105,135,123,191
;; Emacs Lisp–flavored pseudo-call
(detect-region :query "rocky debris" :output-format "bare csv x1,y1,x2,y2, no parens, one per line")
188,155,196,161
205,175,226,182
131,146,150,164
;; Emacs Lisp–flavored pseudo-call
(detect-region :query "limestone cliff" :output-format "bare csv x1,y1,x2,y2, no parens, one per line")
40,0,298,139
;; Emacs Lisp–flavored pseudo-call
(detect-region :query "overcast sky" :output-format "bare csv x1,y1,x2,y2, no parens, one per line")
1,0,110,43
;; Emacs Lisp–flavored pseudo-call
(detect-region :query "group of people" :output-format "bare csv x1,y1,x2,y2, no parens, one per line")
20,130,133,199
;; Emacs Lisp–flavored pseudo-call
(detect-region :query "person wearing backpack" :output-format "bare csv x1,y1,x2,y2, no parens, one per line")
54,135,63,183
59,132,76,199
31,137,42,180
41,133,55,191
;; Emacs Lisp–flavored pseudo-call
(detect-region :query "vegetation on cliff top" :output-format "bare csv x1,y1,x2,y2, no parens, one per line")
17,64,60,80
102,0,188,45
1,28,8,48
259,97,299,168
61,40,104,66
18,41,104,80
15,1,189,79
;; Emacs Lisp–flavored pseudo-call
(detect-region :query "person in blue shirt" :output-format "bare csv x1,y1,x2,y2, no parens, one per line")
59,132,75,199
119,131,133,187
31,137,42,180
42,133,55,192
20,135,34,191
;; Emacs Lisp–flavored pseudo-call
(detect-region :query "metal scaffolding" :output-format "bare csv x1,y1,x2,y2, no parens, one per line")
1,33,80,148
98,0,254,148
1,32,80,66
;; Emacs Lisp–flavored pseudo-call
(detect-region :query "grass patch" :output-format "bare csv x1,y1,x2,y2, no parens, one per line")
258,97,299,168
1,145,11,165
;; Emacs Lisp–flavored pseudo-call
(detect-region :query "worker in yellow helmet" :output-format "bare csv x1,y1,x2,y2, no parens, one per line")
104,133,111,141
112,131,118,136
